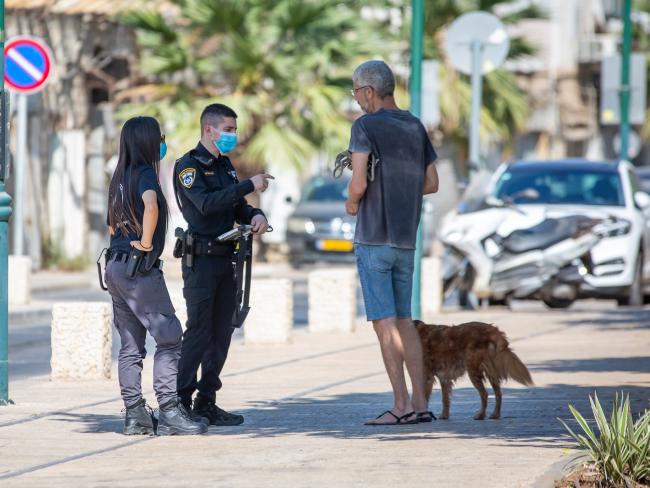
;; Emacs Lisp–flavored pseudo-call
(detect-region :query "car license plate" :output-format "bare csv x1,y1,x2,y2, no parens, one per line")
317,239,354,252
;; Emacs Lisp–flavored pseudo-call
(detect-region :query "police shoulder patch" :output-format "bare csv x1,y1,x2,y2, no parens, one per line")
179,168,196,189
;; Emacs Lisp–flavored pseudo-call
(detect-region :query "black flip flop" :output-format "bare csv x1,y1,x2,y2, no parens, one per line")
416,411,437,423
365,410,418,426
398,411,419,424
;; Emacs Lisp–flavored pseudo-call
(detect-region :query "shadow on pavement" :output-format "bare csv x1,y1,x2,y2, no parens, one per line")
55,384,632,444
530,356,650,374
561,308,650,330
50,412,125,434
49,384,649,446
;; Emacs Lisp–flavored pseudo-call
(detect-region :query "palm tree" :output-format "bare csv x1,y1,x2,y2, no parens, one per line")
118,0,389,172
368,0,544,171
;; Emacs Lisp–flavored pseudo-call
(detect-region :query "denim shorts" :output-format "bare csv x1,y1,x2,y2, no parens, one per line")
354,243,415,321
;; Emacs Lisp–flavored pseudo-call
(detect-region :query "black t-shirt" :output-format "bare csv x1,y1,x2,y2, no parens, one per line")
348,108,437,249
108,164,167,257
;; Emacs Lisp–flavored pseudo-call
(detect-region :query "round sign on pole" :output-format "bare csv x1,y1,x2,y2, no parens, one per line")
4,36,54,94
444,12,510,75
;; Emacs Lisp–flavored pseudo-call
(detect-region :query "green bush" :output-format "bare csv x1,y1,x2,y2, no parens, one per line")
560,393,650,486
42,239,89,271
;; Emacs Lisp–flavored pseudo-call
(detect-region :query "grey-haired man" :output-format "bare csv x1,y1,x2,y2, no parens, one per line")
347,60,439,425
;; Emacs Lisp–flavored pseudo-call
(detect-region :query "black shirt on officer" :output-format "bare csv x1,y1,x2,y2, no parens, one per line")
174,142,264,236
108,164,167,257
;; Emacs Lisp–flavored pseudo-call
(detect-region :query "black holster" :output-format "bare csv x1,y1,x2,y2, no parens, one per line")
125,248,158,278
174,227,194,268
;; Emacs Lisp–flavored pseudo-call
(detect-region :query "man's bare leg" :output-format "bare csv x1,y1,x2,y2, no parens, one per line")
397,318,427,413
366,317,416,424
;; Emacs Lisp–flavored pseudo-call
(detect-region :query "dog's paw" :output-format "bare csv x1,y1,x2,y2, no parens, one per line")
473,413,486,420
489,413,501,420
439,414,449,420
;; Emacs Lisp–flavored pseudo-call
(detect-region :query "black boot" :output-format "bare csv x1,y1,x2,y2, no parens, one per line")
179,400,209,427
123,398,156,436
158,398,208,436
194,396,244,426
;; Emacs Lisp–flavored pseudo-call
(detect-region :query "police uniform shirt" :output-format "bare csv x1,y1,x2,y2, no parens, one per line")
108,164,167,257
174,142,264,236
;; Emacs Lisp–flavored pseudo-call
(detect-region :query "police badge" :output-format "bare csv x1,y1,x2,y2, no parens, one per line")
179,168,196,188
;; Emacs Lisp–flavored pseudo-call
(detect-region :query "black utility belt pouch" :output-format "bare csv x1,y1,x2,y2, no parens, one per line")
125,248,160,278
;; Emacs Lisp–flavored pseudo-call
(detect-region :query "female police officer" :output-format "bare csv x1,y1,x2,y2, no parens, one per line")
105,116,206,436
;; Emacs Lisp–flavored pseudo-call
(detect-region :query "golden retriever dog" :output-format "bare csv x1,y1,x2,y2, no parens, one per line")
415,321,533,420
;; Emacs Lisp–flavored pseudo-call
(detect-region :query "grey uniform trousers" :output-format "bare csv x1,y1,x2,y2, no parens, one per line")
105,259,182,408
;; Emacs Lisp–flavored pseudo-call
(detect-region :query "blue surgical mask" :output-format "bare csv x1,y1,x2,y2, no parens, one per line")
215,132,237,154
160,142,167,160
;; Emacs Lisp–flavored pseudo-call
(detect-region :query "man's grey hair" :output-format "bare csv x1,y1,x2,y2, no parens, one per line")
352,60,395,99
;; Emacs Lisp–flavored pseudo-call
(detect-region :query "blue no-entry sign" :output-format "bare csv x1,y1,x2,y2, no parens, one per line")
4,37,54,94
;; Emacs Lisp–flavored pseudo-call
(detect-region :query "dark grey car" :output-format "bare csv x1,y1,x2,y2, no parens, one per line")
286,175,356,267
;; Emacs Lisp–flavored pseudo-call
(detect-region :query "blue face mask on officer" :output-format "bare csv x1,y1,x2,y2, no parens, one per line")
214,131,238,154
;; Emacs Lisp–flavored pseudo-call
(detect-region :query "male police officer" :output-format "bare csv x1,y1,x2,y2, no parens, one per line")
174,103,273,425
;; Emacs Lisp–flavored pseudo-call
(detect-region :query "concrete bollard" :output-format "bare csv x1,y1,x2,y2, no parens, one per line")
8,255,32,306
421,256,443,320
244,278,293,344
308,268,357,333
51,302,112,380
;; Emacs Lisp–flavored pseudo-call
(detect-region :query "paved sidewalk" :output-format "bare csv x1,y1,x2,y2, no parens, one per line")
1,302,649,487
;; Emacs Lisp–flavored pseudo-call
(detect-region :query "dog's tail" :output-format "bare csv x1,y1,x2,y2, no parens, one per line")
490,331,533,386
495,346,533,386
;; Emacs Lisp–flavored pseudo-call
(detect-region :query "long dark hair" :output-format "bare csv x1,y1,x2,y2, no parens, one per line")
108,116,168,237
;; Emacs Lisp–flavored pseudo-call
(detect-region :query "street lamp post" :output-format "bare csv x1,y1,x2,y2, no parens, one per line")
0,0,13,406
410,0,424,320
619,0,632,160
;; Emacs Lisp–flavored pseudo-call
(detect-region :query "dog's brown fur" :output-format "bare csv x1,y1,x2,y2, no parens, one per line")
415,321,533,420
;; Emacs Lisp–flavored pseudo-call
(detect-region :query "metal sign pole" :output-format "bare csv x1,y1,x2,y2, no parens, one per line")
13,93,26,256
469,40,483,171
619,0,632,160
0,0,14,406
410,0,424,320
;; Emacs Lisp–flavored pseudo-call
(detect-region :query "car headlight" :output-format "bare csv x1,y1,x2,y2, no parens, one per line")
608,219,631,237
288,218,315,234
598,218,632,237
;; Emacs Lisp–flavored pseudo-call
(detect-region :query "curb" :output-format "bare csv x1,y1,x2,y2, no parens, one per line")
529,453,582,488
9,307,53,325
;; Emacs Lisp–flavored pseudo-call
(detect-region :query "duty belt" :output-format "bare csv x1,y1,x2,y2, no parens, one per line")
107,249,163,269
174,228,234,269
96,248,163,291
193,238,235,256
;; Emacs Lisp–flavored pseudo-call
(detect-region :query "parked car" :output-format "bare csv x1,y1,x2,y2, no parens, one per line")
286,174,436,267
440,159,650,306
